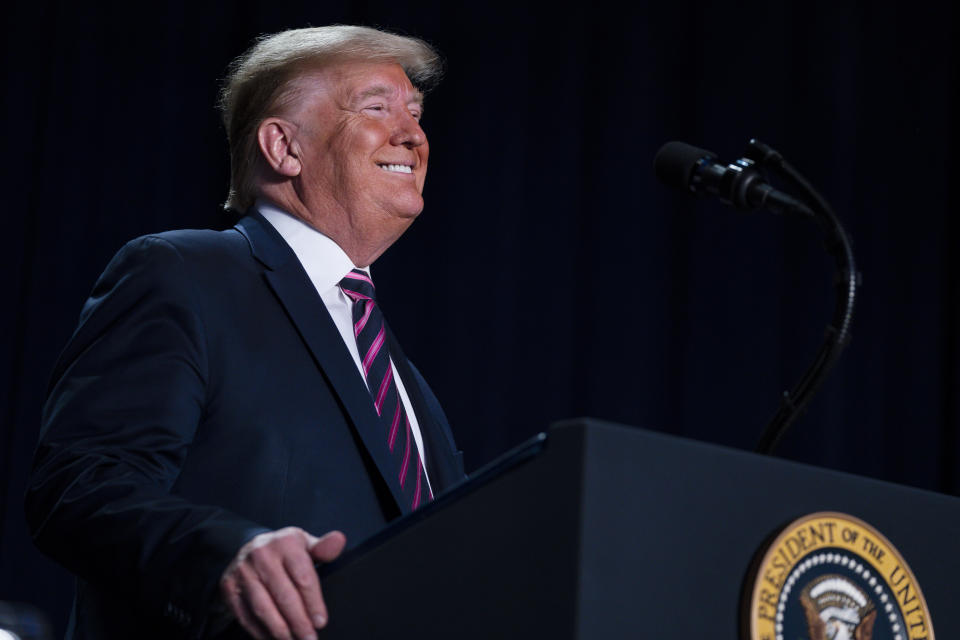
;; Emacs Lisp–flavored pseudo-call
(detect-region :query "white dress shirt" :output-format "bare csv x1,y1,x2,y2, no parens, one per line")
258,200,432,489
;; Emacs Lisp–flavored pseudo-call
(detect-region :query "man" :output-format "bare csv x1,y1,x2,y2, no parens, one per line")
25,25,465,640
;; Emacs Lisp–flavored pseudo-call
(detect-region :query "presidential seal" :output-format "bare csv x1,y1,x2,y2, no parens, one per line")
744,512,934,640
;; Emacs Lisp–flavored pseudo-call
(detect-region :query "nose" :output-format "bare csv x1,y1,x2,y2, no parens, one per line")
390,112,427,149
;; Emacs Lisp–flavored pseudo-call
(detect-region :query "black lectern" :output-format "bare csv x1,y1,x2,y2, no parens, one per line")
319,419,960,639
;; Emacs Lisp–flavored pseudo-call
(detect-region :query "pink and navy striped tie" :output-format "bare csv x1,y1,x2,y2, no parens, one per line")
338,268,433,511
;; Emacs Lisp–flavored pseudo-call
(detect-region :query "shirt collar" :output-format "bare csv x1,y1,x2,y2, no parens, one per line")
255,199,370,292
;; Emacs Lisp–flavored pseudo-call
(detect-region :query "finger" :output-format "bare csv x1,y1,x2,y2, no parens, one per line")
238,564,295,640
235,588,272,640
315,572,330,631
308,531,347,563
222,576,266,640
252,548,317,640
283,550,327,629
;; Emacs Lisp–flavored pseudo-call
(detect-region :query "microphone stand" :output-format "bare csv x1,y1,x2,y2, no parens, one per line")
747,140,859,454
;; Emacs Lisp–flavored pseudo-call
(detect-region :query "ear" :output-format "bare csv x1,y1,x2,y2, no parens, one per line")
257,118,302,177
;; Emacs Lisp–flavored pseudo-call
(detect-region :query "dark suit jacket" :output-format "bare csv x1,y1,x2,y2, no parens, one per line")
25,212,465,640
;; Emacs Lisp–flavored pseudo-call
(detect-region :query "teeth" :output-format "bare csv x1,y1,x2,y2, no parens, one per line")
379,164,413,174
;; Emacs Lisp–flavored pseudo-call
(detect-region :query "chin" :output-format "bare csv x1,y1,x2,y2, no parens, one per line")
393,196,425,219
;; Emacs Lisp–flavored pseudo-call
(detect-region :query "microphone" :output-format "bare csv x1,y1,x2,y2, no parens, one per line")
653,141,809,216
653,138,860,455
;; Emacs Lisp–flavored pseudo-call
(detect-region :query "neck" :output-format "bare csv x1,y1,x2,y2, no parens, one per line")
257,188,404,268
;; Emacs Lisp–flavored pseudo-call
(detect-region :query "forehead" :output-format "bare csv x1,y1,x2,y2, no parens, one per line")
295,61,422,106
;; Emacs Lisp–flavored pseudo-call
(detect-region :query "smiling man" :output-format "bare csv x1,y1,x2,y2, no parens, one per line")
255,60,429,266
26,26,465,640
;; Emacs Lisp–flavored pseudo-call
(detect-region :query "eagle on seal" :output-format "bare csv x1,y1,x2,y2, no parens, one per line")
800,574,877,640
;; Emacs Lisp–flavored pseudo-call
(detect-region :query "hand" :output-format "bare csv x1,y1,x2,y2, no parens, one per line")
220,527,347,640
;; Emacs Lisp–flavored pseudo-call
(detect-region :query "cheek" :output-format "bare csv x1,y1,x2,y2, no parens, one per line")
352,120,390,156
327,122,388,172
417,143,429,188
362,126,389,152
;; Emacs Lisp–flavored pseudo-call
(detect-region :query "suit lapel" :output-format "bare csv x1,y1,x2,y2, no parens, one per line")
235,213,407,513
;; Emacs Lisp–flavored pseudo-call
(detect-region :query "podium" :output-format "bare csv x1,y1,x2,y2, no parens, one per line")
319,419,960,638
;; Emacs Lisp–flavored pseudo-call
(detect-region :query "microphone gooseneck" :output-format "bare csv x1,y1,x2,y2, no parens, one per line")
653,139,859,456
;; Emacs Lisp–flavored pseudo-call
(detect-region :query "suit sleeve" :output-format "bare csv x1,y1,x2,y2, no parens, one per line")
25,235,268,637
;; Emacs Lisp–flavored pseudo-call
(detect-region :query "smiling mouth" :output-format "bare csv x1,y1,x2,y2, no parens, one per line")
377,163,414,174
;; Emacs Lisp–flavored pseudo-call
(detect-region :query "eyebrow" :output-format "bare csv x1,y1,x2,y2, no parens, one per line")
354,85,424,107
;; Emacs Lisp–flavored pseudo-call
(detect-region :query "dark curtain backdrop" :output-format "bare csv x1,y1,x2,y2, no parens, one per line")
2,0,958,634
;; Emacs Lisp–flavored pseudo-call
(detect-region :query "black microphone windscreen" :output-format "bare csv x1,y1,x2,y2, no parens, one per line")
653,141,716,191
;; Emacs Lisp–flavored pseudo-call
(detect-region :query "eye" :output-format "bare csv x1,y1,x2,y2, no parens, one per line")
362,104,386,114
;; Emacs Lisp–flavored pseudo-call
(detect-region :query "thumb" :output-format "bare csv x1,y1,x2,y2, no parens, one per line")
309,530,347,563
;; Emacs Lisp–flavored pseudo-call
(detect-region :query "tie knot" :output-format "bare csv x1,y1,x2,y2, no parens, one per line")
338,268,376,302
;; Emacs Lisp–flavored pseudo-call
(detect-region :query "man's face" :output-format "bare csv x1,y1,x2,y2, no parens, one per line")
284,61,429,252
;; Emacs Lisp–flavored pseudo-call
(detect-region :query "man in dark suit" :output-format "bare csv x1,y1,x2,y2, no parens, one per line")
25,25,464,640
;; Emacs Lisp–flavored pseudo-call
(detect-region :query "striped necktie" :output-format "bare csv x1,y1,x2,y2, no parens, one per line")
338,269,432,511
